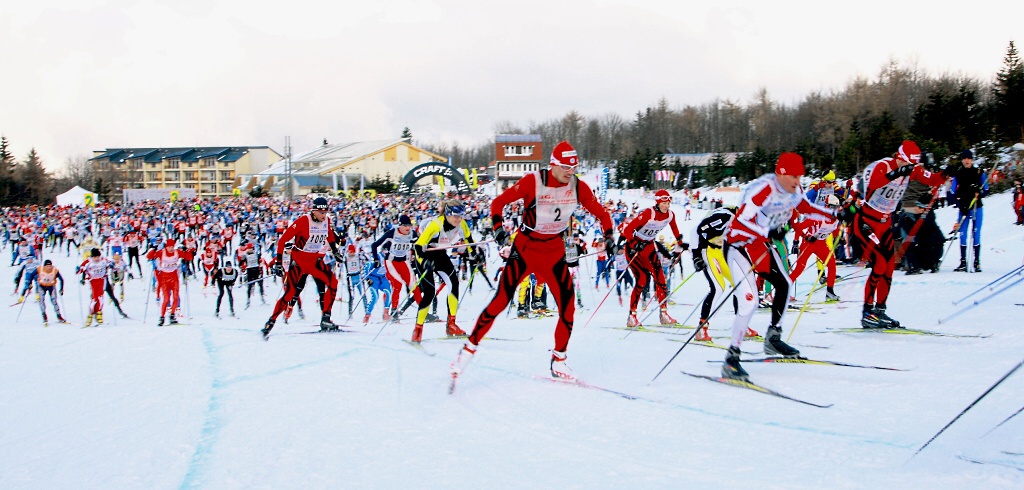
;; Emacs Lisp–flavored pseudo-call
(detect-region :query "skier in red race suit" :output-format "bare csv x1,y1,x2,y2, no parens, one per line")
620,188,687,327
450,141,614,383
261,197,345,339
853,140,949,328
145,239,194,326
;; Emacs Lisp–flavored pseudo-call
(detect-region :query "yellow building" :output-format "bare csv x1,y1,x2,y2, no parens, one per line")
89,146,281,199
247,138,448,197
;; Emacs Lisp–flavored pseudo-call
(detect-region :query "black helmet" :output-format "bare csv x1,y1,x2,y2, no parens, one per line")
43,259,52,266
312,197,329,210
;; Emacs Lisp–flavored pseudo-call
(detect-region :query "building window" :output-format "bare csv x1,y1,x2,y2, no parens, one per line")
184,184,197,189
203,158,215,168
384,147,397,162
504,145,534,157
166,158,180,169
219,171,233,180
203,184,216,193
183,171,196,181
131,160,142,170
219,184,232,193
147,172,161,181
165,172,180,181
202,171,216,180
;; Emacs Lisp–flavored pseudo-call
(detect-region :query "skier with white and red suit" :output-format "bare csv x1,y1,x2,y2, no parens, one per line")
852,140,950,329
146,239,195,326
721,152,841,381
621,189,688,328
450,140,614,383
261,197,345,339
788,202,842,302
77,248,111,327
370,214,421,322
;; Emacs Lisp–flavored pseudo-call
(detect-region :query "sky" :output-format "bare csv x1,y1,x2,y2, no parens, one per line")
1,0,1020,172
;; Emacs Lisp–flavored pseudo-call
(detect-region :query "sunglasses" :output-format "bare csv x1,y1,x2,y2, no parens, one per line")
552,162,579,172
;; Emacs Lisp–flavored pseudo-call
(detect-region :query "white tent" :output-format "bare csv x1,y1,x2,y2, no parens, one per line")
55,186,97,207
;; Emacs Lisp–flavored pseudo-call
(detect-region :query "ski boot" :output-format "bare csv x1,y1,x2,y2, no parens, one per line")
169,313,178,325
517,303,529,318
320,313,340,331
283,305,293,323
577,298,584,308
743,327,760,339
42,313,49,327
722,346,749,381
825,289,840,303
618,296,624,306
425,312,441,323
296,307,304,320
953,246,968,272
362,313,371,324
694,319,712,342
531,299,547,312
382,308,391,322
157,316,165,327
763,325,800,358
15,295,24,304
215,309,221,319
626,311,641,328
550,350,576,381
57,315,67,324
659,308,677,325
451,341,477,378
96,311,104,325
860,305,885,328
245,299,251,310
230,308,236,318
261,319,274,340
446,315,466,337
973,246,981,272
118,308,128,319
390,308,401,324
872,305,901,328
410,323,423,343
84,314,94,327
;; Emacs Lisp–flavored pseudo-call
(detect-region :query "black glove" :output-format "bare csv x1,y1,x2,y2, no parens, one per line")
332,251,344,264
835,205,857,224
806,236,817,243
886,163,914,180
272,263,284,277
59,288,64,296
494,228,510,248
692,252,706,272
791,239,800,255
767,226,787,241
80,278,85,285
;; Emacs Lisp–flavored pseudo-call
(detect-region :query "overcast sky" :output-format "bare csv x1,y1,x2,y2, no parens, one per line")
2,0,1019,171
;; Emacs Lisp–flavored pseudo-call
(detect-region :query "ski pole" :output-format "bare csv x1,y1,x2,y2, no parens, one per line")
625,268,699,340
372,265,431,341
787,239,838,343
983,403,1024,437
951,264,1024,306
937,273,1024,324
894,185,944,264
15,285,29,322
649,253,764,384
346,270,372,322
913,357,1023,458
580,251,643,330
142,273,153,324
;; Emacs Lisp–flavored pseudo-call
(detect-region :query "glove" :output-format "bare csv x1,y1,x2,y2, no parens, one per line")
494,228,510,248
79,278,85,285
333,251,345,264
373,259,381,269
767,226,787,241
834,205,857,224
59,288,64,296
791,239,800,255
692,252,706,272
806,236,817,243
272,263,284,277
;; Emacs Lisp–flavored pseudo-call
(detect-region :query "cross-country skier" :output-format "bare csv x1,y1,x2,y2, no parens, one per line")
621,189,687,327
450,140,613,383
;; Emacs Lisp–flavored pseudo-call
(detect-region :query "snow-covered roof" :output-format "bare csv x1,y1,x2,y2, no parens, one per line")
259,139,411,176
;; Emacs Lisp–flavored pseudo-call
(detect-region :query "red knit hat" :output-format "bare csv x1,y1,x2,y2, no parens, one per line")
654,189,672,202
165,238,175,248
897,140,921,163
775,152,804,176
550,141,578,167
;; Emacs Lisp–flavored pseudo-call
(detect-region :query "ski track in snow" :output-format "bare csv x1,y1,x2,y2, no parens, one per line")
2,190,1024,488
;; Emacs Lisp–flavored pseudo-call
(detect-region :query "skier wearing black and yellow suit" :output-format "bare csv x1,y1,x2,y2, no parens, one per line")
411,199,474,343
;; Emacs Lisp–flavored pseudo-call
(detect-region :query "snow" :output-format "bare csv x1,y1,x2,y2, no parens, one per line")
2,192,1024,489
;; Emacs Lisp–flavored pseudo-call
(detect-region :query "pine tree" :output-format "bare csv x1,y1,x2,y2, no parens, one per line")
992,41,1024,144
18,148,51,205
401,127,413,139
0,135,15,204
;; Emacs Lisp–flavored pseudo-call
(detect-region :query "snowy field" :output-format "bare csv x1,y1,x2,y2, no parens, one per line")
2,192,1024,489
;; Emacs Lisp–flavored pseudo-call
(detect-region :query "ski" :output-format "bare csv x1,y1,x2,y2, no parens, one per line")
293,328,354,335
821,327,990,338
681,371,832,408
402,340,436,357
533,375,640,401
425,335,533,342
606,326,694,336
707,356,907,371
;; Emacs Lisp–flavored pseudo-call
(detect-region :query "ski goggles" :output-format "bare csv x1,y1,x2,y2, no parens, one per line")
655,194,672,203
445,205,466,217
550,160,579,172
